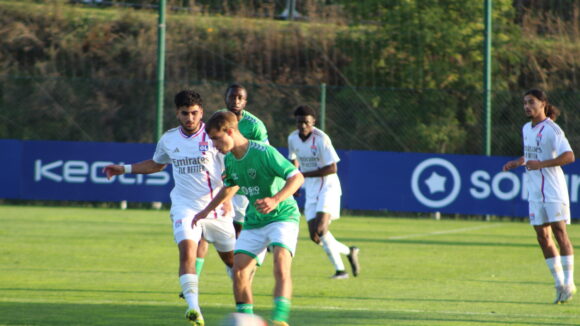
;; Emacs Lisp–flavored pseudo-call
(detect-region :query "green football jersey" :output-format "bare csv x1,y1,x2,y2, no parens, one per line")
223,141,301,229
220,109,268,142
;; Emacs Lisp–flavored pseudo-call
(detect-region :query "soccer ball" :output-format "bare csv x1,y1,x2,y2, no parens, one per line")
221,313,268,326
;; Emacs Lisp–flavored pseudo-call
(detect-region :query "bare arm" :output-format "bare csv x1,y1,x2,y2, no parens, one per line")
291,159,299,169
192,185,240,226
103,159,166,179
301,163,337,178
502,156,524,171
526,151,575,170
255,172,304,214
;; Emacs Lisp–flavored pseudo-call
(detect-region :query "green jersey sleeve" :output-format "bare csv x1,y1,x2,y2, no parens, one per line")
240,111,269,143
263,145,298,180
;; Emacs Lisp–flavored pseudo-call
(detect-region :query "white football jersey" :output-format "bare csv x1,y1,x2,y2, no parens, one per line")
153,124,231,219
288,127,342,196
522,118,572,204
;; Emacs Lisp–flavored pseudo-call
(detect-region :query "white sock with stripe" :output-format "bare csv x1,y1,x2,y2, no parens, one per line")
546,257,565,287
561,255,575,285
179,274,200,311
321,232,346,271
323,231,350,255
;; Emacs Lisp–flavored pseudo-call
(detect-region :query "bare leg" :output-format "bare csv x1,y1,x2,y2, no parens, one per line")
272,246,293,298
272,246,293,323
178,239,198,276
218,250,234,268
551,221,574,256
233,253,257,304
307,212,330,244
533,224,559,258
197,239,209,259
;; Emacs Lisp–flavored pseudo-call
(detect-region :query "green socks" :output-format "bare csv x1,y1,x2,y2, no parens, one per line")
195,258,205,276
236,303,254,314
272,296,291,322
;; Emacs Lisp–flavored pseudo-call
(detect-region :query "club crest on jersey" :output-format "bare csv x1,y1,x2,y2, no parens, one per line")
536,126,545,146
310,145,317,156
247,168,256,179
199,141,208,152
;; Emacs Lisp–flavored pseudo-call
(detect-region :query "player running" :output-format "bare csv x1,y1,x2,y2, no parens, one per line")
288,105,360,279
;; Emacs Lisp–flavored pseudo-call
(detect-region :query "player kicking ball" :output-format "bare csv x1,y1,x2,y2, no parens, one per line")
288,105,360,279
193,111,304,326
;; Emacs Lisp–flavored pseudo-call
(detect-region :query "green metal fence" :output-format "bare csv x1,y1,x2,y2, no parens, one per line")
2,75,579,157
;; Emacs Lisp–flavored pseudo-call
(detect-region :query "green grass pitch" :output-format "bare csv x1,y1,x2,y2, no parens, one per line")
1,205,579,325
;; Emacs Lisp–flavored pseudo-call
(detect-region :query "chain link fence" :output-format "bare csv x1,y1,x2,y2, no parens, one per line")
2,75,580,157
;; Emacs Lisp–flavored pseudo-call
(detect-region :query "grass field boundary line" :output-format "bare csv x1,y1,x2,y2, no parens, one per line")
2,298,578,320
387,224,501,240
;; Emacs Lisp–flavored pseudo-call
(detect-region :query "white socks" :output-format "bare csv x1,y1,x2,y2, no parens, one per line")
546,257,565,287
320,232,349,271
179,274,200,311
322,232,349,254
561,255,575,286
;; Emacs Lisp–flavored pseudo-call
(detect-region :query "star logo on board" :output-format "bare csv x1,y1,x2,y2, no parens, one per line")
411,158,461,208
424,172,446,194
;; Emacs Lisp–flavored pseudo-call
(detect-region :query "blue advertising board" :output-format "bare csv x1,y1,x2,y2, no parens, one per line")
15,140,172,203
2,140,580,218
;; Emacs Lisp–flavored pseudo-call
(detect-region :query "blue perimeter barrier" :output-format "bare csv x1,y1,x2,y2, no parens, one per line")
3,139,580,218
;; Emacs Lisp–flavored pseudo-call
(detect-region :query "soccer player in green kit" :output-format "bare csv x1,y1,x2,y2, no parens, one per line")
195,84,269,277
192,111,303,326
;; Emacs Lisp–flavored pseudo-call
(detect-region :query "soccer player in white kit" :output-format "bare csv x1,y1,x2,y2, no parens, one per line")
503,89,576,304
103,90,235,325
287,105,360,279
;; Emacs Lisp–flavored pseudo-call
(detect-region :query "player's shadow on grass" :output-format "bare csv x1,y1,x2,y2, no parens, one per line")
0,287,175,295
340,237,537,248
292,293,550,306
0,302,574,326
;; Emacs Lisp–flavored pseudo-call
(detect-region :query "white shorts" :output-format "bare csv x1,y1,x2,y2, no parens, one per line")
235,222,299,266
171,207,235,252
528,201,571,226
232,194,249,224
304,188,341,222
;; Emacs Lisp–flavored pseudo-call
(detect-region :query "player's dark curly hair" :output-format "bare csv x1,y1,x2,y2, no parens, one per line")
294,105,317,118
174,89,203,108
525,89,561,121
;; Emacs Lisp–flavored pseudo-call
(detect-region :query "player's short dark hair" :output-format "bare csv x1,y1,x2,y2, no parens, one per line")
225,84,246,97
294,105,317,118
174,90,203,109
206,111,238,133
